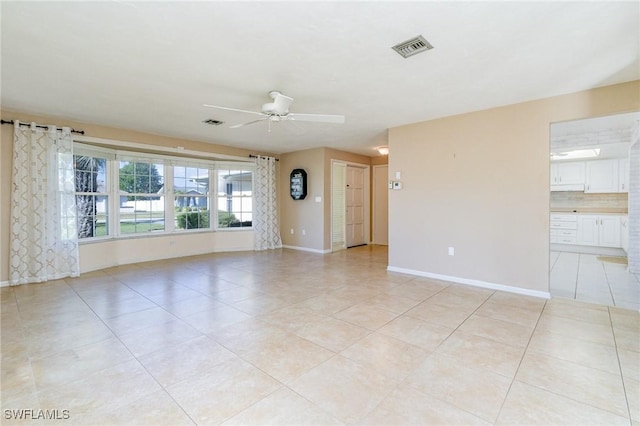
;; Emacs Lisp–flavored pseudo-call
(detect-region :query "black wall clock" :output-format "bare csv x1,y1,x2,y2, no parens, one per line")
290,169,307,200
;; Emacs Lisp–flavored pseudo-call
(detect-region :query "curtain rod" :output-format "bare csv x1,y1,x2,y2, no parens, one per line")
1,119,85,135
249,154,279,161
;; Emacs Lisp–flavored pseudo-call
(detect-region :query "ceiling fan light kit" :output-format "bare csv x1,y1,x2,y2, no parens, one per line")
204,91,345,131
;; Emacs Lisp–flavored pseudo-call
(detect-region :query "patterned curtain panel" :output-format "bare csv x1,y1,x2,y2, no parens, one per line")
10,121,79,285
253,156,282,250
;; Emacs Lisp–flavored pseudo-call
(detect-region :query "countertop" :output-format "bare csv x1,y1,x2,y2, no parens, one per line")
550,208,628,214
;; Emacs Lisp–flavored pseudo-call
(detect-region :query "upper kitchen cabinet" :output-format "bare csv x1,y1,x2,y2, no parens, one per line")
585,159,619,193
618,158,629,193
550,161,585,191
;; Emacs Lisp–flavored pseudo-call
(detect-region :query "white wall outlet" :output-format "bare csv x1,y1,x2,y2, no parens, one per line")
315,196,322,203
448,247,455,256
290,228,294,234
388,180,393,189
302,229,306,236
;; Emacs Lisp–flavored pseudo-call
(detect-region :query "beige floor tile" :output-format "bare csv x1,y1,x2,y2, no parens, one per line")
160,295,226,318
138,335,237,387
1,353,37,404
487,291,547,312
103,307,177,335
30,337,134,391
211,286,266,304
209,318,290,356
536,313,616,346
340,332,429,383
385,280,447,301
117,318,202,357
22,320,115,359
241,333,335,383
1,393,44,426
82,390,195,426
614,326,640,352
497,380,630,425
626,376,640,422
181,305,253,334
165,357,280,424
434,330,525,378
543,298,612,325
222,387,342,425
610,306,640,331
516,352,628,417
294,317,370,352
230,294,293,316
37,360,161,417
362,385,491,425
258,305,327,332
82,294,158,319
289,355,397,424
291,293,358,316
332,304,399,330
475,301,542,328
528,328,620,374
378,315,453,351
360,293,422,314
404,353,512,423
618,347,640,382
458,314,534,348
405,300,476,328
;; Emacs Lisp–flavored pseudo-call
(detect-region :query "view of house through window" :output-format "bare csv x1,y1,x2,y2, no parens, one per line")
72,145,253,239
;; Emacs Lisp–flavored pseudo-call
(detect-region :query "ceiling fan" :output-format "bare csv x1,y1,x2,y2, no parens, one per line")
203,91,345,131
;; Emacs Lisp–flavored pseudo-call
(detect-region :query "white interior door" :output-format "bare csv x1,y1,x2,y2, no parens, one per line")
373,165,389,245
346,166,365,247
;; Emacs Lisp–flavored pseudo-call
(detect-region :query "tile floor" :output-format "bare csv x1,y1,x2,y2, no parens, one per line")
550,251,640,311
1,246,638,425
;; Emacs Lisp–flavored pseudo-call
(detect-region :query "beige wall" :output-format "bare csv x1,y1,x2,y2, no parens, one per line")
0,109,270,281
279,148,326,251
388,80,640,295
279,147,373,252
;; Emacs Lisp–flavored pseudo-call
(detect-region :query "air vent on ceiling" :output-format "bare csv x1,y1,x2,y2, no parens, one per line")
392,35,433,58
203,119,224,126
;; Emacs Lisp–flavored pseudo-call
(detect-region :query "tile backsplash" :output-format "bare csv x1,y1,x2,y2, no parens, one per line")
551,192,628,210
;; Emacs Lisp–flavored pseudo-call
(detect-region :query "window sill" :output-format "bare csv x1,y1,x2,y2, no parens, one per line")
78,228,253,244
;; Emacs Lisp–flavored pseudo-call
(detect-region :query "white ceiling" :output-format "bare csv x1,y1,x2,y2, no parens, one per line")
2,1,639,156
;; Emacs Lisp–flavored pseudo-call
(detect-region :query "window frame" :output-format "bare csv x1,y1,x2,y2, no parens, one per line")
73,143,255,243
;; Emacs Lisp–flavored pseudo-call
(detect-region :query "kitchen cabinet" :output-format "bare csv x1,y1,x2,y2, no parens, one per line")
550,161,585,189
550,214,578,244
585,159,619,193
576,214,621,248
618,158,629,193
621,215,629,253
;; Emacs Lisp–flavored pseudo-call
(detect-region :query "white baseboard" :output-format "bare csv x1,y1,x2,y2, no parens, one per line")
282,245,332,254
386,266,551,300
0,281,9,288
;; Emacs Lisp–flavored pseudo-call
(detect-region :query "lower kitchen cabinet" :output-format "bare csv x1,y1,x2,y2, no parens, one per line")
575,215,621,248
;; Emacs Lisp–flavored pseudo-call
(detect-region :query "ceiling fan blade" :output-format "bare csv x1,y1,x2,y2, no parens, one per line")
272,93,293,114
203,104,264,116
286,113,345,124
229,118,268,129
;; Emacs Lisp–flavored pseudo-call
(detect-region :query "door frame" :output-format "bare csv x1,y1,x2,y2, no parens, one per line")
372,164,389,245
331,159,370,251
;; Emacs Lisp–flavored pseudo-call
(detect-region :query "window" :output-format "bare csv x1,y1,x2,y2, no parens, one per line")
174,165,210,230
73,143,254,240
216,169,253,228
118,159,165,234
74,154,109,238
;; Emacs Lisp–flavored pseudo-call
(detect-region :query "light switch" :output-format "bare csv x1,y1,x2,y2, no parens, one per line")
315,196,322,203
395,171,401,179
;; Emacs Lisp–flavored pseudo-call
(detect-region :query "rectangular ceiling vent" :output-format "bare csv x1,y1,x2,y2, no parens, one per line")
203,119,224,126
392,35,433,58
